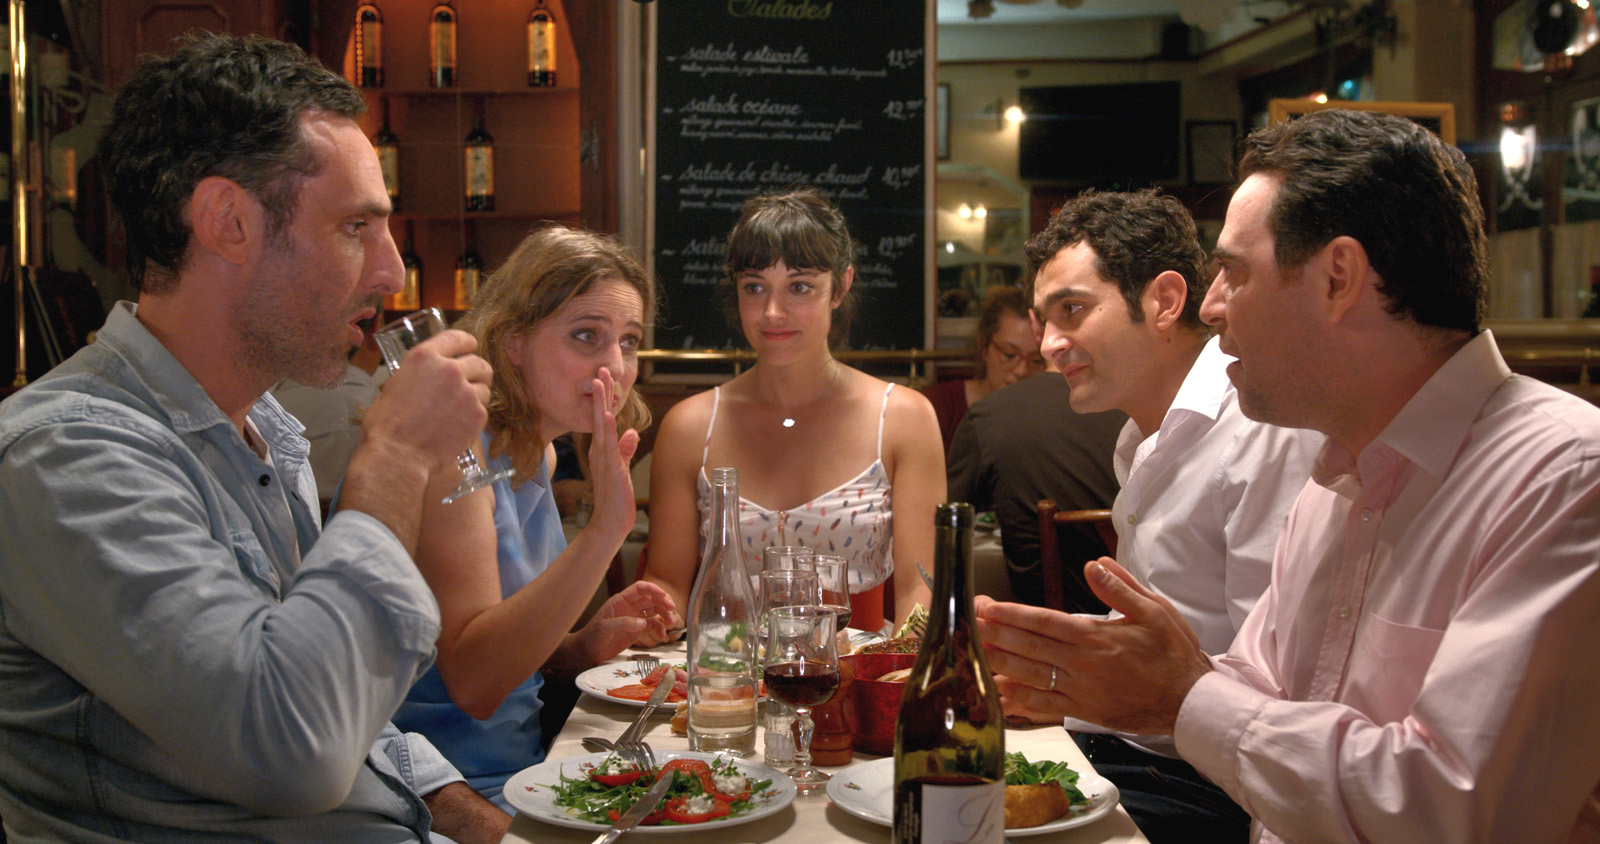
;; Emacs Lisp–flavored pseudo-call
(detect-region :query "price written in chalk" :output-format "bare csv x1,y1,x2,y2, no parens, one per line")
881,165,921,190
875,233,919,260
886,47,924,69
882,99,925,121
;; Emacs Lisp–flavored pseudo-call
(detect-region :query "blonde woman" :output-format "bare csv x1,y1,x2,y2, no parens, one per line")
395,226,678,807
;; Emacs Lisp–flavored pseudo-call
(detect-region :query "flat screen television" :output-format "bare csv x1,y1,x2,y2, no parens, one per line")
1018,82,1181,184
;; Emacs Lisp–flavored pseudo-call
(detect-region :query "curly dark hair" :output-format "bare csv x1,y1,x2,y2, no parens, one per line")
1024,188,1208,330
723,187,859,348
99,32,365,294
1237,109,1487,333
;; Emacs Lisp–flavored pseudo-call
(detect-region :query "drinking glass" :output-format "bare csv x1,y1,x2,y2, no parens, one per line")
374,308,513,503
762,545,815,572
811,555,853,632
757,569,821,648
763,604,839,793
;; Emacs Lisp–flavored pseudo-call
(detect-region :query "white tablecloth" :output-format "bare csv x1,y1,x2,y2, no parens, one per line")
498,644,1149,844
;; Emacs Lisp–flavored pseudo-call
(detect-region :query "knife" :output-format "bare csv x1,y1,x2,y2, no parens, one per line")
916,560,935,590
618,670,674,745
589,771,673,844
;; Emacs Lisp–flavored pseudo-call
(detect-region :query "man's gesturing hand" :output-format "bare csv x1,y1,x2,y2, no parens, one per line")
975,557,1212,735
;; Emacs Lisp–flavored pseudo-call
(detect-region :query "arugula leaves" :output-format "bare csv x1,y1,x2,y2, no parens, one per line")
550,755,773,826
1003,752,1089,805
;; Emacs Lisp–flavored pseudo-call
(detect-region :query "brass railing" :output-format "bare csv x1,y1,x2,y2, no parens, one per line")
640,347,972,383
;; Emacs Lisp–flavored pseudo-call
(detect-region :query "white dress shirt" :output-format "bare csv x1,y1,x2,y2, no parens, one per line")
1112,336,1322,654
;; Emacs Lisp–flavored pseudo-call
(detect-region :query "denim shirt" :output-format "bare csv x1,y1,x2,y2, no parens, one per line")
0,303,460,843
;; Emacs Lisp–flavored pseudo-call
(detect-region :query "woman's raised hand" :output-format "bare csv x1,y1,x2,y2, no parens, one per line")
574,581,682,662
585,367,641,540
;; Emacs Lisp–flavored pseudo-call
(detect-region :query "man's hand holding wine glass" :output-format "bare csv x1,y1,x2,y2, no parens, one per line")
341,327,493,554
975,557,1213,736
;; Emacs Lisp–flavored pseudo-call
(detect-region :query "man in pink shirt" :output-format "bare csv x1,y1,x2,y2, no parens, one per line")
977,108,1600,844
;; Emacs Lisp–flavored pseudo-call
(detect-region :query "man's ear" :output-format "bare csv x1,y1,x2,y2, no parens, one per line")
187,176,261,266
1144,270,1190,331
1321,235,1371,324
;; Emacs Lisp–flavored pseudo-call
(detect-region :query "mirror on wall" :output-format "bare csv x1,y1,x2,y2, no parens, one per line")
934,163,1029,343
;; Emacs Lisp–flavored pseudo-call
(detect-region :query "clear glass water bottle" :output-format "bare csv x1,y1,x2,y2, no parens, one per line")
687,467,758,756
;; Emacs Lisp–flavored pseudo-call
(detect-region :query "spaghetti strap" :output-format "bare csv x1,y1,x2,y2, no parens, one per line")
875,382,893,461
701,386,722,475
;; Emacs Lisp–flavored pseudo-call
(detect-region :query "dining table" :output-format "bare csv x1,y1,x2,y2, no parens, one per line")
496,639,1151,844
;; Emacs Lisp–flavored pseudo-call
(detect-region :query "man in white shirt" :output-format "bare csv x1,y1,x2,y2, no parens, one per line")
980,110,1600,844
1018,189,1320,842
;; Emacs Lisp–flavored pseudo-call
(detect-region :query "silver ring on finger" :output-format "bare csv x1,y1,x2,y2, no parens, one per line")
1048,664,1059,691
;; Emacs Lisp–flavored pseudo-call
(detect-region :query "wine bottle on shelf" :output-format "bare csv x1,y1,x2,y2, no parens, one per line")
687,467,759,757
892,502,1005,844
463,105,495,212
392,221,421,311
454,221,484,311
428,1,456,88
355,3,383,88
527,0,557,88
373,99,400,212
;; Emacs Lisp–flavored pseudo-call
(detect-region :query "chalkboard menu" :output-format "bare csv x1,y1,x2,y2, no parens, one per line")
652,0,930,353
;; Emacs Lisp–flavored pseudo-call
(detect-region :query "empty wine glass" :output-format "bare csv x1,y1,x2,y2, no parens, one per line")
757,569,821,650
374,308,512,503
763,604,839,794
811,555,853,633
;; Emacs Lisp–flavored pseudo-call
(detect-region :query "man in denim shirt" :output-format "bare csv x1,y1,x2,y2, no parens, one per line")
0,34,507,843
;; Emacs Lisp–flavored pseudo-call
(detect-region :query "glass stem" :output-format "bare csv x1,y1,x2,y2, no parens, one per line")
793,707,814,769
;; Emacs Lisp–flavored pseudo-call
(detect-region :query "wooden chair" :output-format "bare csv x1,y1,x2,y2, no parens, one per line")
1036,499,1117,613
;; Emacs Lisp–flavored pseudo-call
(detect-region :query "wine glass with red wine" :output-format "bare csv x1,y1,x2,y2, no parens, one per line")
763,604,840,793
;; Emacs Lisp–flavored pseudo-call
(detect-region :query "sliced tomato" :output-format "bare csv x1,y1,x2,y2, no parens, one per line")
606,806,667,826
642,664,672,686
606,683,656,701
590,769,645,788
663,795,732,824
713,780,751,802
658,759,716,793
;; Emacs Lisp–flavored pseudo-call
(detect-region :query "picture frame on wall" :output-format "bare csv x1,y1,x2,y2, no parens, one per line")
1186,120,1237,185
1267,99,1456,144
937,82,950,160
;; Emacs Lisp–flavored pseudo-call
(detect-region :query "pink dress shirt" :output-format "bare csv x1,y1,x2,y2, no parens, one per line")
1175,331,1600,844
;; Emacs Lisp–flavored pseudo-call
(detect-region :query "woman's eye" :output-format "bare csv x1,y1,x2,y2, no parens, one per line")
572,329,597,344
620,335,641,352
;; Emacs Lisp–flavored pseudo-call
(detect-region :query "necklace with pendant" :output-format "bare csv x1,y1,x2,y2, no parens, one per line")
779,362,841,429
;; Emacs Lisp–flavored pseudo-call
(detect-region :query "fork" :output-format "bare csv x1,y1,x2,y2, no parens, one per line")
617,739,655,774
634,654,660,679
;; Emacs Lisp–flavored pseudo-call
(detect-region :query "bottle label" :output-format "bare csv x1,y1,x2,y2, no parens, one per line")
894,778,1004,844
377,147,399,198
430,12,456,78
465,148,493,197
360,21,382,67
393,269,421,310
455,268,482,310
528,21,555,73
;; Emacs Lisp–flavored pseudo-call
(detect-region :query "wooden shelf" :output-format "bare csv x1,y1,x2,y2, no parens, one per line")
345,0,581,311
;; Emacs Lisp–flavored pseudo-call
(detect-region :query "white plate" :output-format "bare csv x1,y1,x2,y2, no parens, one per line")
824,756,1120,836
505,750,796,834
574,662,685,709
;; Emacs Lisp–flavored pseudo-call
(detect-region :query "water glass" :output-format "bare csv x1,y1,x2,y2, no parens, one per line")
374,308,512,503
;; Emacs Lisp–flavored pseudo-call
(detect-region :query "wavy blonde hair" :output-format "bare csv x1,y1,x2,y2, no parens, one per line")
456,225,657,480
